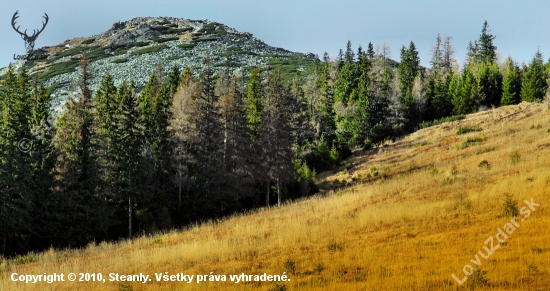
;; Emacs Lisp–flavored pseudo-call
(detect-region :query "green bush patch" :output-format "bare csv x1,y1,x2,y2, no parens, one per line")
112,58,127,64
420,115,466,129
166,27,193,34
178,43,196,50
81,38,95,45
457,136,486,149
130,44,167,56
37,60,79,80
456,126,482,135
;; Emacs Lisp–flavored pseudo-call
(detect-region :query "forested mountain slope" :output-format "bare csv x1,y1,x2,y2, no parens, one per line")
2,102,549,291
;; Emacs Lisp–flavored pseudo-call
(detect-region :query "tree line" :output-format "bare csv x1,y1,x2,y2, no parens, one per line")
1,21,549,257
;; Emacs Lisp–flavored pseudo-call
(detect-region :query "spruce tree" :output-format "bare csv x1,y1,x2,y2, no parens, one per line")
477,62,503,107
501,57,521,105
0,65,34,255
521,49,547,102
478,21,497,64
245,68,263,143
55,57,106,246
398,42,421,128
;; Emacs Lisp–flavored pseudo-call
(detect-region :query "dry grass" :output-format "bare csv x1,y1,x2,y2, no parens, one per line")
2,102,550,291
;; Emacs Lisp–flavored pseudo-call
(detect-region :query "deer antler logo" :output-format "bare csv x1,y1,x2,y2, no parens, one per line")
11,10,49,52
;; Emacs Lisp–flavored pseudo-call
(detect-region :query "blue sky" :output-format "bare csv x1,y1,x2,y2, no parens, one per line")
1,0,549,68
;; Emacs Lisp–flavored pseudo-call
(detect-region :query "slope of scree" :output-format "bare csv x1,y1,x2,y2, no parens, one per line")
1,102,549,291
0,16,318,113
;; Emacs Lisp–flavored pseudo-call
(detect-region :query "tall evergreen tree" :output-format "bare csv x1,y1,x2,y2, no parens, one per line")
245,68,263,143
0,65,35,255
55,57,106,246
501,57,521,105
476,62,503,107
521,49,547,102
478,21,497,64
398,42,421,128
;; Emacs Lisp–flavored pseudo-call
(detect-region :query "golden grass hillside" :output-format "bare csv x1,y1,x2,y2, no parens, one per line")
1,102,550,291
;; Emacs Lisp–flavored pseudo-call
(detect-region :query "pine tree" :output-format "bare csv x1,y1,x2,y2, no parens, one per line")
521,49,547,102
451,66,478,115
245,68,263,143
466,41,479,65
398,42,421,128
139,67,175,230
478,21,497,64
319,53,337,146
55,57,106,246
501,57,521,105
442,36,455,73
262,70,294,206
0,65,35,255
27,79,59,249
113,80,145,237
430,34,443,74
477,62,502,107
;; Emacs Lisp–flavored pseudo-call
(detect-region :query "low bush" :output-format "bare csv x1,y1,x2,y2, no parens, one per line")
130,44,167,55
112,58,127,63
502,193,519,217
456,126,482,135
510,151,521,164
420,115,466,129
478,160,490,169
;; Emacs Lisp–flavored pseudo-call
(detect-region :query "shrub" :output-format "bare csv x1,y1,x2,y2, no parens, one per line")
37,60,79,80
314,262,325,274
152,36,179,43
363,139,373,150
467,269,489,290
459,136,486,149
81,38,95,45
130,44,167,56
329,145,339,164
291,159,318,197
166,27,193,34
420,114,466,129
475,147,495,155
478,160,490,169
269,284,287,291
456,126,482,135
509,151,521,164
415,141,429,147
178,43,196,50
283,259,296,275
112,58,127,63
502,193,519,217
527,264,538,273
328,241,342,251
166,55,185,60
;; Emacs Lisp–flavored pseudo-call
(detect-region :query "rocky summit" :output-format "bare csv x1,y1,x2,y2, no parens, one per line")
1,16,318,112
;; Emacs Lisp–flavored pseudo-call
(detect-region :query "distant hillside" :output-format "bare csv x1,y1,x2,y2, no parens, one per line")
2,103,549,291
0,16,318,112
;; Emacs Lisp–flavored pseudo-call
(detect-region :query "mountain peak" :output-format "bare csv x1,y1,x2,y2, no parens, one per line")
1,16,317,112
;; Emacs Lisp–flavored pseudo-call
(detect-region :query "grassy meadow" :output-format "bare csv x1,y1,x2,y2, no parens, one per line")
1,102,549,291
